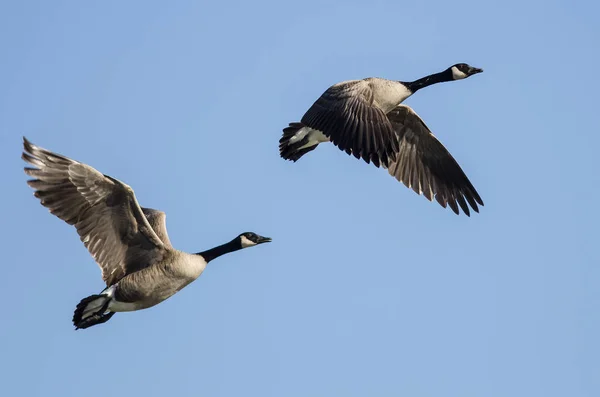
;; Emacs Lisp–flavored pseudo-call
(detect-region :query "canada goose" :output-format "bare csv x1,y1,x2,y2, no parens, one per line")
22,138,272,330
280,63,484,216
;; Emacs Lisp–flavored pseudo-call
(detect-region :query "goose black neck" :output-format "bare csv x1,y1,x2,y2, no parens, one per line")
402,69,453,94
196,239,241,263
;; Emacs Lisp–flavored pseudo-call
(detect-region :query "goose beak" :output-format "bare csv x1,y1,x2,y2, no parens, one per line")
469,67,484,75
256,236,272,244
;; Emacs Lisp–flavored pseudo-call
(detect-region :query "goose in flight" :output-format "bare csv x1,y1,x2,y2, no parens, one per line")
279,63,484,216
22,138,271,330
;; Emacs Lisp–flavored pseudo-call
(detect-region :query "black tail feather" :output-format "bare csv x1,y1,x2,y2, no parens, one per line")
286,144,318,161
73,294,115,330
279,122,318,162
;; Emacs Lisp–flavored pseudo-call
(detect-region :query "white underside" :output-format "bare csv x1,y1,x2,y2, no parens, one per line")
101,285,137,312
108,299,140,312
81,252,208,317
97,285,140,314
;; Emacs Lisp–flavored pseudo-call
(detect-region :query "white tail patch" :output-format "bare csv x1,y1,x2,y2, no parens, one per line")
288,127,329,145
288,127,310,144
80,286,115,319
296,128,330,151
306,129,329,144
81,295,110,319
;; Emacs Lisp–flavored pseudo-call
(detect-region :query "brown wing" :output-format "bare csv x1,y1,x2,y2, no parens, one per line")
300,80,399,168
384,105,484,216
141,208,173,248
22,137,167,286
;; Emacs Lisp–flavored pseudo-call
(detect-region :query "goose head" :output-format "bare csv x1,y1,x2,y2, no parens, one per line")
449,63,483,80
402,62,483,94
238,232,272,248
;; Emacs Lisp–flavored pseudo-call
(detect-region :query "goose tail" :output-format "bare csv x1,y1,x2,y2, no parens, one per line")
72,293,115,330
279,122,320,162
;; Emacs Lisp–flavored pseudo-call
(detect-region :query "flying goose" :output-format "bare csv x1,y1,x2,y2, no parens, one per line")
22,138,272,330
279,63,484,216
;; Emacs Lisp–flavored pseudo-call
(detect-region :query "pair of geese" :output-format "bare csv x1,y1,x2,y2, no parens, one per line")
23,62,483,330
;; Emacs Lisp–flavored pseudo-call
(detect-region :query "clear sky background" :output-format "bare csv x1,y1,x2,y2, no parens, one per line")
1,1,598,396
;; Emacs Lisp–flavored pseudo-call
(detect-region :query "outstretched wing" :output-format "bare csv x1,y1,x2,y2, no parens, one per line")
384,105,484,216
22,137,168,286
300,80,399,168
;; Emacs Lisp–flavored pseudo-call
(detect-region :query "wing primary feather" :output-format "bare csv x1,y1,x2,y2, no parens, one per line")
456,195,470,217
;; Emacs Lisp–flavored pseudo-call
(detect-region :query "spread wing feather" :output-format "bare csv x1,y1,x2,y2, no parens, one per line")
384,106,484,216
22,138,167,286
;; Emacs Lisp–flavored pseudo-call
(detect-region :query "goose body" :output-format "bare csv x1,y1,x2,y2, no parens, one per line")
22,138,271,329
102,250,207,313
280,63,484,216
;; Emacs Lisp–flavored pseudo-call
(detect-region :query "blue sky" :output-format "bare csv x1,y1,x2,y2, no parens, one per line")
1,0,598,396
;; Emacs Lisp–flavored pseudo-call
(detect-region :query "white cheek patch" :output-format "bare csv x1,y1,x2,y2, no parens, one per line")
240,235,257,248
451,66,468,80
